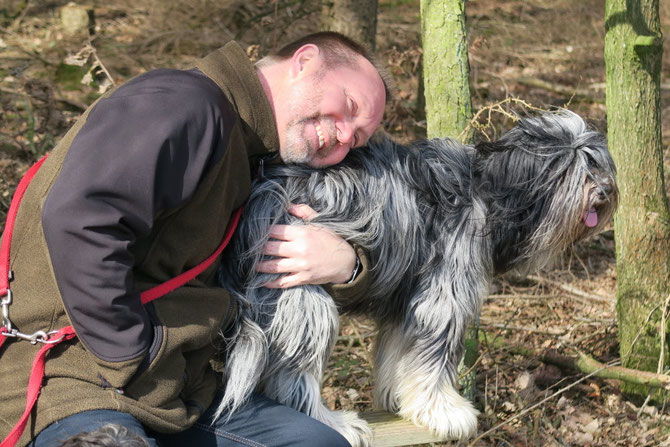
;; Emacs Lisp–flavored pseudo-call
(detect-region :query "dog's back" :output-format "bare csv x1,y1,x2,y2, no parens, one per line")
221,136,478,318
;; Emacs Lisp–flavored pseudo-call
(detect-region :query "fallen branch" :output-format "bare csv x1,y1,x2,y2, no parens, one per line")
516,76,604,104
526,274,613,304
486,293,558,300
541,350,670,391
483,335,670,391
479,322,565,336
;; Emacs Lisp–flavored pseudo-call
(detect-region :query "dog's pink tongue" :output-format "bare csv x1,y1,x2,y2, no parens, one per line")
583,207,598,227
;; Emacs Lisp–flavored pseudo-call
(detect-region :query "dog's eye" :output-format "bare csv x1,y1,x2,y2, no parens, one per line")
585,152,601,169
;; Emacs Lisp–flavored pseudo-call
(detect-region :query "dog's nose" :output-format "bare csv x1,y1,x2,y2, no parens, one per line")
597,182,614,201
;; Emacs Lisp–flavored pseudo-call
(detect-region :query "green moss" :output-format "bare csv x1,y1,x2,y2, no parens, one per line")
54,63,89,91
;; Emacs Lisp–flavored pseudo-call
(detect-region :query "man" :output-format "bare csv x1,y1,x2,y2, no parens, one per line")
0,32,388,446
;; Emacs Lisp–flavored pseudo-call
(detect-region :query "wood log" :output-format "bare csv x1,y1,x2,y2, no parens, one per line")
360,411,452,447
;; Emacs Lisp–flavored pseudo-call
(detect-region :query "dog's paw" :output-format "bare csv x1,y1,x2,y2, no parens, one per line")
325,410,374,447
398,386,479,440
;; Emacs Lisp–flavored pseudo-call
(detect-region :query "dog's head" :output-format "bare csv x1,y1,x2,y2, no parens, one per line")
474,110,618,273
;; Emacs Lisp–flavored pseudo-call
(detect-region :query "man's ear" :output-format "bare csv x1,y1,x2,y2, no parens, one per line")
289,44,322,80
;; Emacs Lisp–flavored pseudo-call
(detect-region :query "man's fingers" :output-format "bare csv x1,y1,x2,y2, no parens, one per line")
256,257,309,274
267,224,310,241
262,273,308,289
288,203,319,221
261,240,293,257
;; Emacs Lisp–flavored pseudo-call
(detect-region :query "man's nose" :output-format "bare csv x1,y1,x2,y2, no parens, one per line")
336,121,355,146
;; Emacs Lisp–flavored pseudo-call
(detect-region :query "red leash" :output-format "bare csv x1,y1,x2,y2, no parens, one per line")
0,326,77,447
0,154,242,446
0,155,48,297
139,206,242,305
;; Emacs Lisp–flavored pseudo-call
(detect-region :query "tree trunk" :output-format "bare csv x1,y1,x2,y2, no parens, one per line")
420,0,472,141
604,0,670,399
420,0,476,400
321,0,378,51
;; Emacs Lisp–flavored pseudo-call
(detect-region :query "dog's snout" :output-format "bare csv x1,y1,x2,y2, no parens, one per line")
594,180,617,204
598,183,612,199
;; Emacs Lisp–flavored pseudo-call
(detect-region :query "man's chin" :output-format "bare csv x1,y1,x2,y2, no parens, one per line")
278,146,313,165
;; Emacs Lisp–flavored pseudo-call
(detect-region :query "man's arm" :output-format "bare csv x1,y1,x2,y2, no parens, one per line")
42,69,233,387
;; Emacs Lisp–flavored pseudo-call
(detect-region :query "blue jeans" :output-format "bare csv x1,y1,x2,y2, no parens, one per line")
30,393,350,447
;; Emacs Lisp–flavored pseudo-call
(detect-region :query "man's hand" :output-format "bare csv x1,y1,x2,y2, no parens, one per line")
256,204,357,288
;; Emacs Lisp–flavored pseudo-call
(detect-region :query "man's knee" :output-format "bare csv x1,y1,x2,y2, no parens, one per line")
203,392,351,447
288,416,351,447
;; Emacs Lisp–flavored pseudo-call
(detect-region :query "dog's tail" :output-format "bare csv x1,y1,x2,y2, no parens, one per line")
213,313,268,421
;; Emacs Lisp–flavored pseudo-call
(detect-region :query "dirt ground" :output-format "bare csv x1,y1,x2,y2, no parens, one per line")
1,0,669,446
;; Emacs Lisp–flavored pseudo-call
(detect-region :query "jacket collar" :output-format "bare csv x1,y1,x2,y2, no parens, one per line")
194,42,279,159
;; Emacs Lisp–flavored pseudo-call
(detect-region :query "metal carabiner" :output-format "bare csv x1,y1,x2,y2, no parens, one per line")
0,276,65,345
2,328,63,345
1,289,13,332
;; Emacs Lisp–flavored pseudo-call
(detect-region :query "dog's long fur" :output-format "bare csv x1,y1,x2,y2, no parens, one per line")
216,111,617,446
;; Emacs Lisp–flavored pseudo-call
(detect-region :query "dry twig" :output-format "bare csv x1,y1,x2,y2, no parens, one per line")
526,274,613,304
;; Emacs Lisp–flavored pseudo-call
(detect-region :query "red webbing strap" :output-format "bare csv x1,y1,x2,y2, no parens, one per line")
0,155,49,296
0,326,76,447
140,206,244,304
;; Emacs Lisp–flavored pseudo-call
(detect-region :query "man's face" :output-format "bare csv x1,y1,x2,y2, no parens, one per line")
277,54,386,168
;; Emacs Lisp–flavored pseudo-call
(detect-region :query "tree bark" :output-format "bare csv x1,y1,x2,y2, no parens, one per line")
321,0,378,51
420,0,476,400
420,0,472,141
604,0,670,399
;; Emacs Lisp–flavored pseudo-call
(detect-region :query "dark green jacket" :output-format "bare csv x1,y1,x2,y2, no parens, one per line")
0,41,369,446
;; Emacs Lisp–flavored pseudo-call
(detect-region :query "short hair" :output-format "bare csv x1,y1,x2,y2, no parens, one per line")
59,424,149,447
259,31,393,101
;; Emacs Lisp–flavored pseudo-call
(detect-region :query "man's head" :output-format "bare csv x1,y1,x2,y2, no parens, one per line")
256,32,389,167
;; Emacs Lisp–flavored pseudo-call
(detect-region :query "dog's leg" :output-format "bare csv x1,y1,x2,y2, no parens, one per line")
260,286,373,447
372,320,406,413
394,337,479,441
374,271,483,440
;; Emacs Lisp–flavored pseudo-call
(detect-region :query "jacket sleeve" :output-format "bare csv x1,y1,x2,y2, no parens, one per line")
42,69,233,388
323,245,372,306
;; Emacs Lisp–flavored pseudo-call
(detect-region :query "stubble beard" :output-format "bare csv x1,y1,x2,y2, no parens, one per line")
279,72,329,165
280,117,317,165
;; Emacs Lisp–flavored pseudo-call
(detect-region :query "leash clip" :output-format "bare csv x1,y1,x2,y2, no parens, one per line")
2,327,64,345
1,284,64,344
2,289,13,333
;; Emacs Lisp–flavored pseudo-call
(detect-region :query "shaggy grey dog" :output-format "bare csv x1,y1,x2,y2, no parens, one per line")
216,110,617,446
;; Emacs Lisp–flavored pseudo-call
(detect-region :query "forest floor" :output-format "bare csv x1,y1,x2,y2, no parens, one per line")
1,0,670,446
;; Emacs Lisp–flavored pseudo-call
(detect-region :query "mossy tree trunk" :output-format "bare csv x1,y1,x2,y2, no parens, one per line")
420,0,476,400
420,0,472,141
321,0,378,51
604,0,669,399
